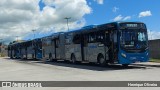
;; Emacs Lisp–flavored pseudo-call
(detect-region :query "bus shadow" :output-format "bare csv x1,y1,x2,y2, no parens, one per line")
4,57,40,61
4,57,151,71
34,60,147,71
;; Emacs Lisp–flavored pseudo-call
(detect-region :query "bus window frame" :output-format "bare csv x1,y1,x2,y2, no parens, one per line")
73,34,81,44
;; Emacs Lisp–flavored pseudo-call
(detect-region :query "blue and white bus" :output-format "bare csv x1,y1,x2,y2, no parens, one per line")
8,38,42,60
8,42,21,59
41,22,149,66
8,22,149,66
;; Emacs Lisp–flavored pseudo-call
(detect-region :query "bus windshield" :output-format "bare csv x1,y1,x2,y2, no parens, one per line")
120,29,148,52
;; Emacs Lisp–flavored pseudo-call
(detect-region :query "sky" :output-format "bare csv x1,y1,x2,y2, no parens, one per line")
0,0,160,44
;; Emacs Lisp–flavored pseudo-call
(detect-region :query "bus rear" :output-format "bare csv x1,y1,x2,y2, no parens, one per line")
117,22,149,65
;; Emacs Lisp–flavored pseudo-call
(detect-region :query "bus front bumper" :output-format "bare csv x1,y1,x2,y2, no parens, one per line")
118,51,149,64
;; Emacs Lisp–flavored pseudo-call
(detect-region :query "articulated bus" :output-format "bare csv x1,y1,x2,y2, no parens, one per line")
41,22,149,66
8,38,42,60
8,22,149,66
8,42,21,59
42,33,65,61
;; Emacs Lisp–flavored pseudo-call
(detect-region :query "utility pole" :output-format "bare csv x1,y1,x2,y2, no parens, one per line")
64,17,71,31
32,30,36,39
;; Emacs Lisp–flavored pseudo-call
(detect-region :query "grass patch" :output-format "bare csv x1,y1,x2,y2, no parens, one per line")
0,53,6,57
149,58,160,63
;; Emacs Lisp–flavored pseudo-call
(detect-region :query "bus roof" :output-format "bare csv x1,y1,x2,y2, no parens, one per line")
41,32,64,40
66,21,145,34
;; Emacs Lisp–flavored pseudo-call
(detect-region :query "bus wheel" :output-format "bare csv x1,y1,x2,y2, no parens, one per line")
122,64,129,67
71,54,76,64
98,55,106,67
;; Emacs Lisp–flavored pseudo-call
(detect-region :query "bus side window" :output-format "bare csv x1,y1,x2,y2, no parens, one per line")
105,31,113,46
65,34,72,44
83,34,88,46
55,39,59,48
114,31,117,43
73,34,81,44
96,31,104,43
89,32,96,43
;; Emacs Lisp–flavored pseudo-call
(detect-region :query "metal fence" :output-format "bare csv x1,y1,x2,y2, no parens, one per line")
149,39,160,59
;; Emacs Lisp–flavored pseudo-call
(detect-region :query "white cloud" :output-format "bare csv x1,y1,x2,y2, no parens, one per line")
0,0,92,43
40,0,91,26
113,15,131,21
94,0,104,4
112,7,119,13
139,10,152,18
113,15,123,21
148,30,160,40
123,16,131,21
97,0,103,4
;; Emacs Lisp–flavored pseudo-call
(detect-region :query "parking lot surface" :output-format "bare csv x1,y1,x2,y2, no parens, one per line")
0,57,160,90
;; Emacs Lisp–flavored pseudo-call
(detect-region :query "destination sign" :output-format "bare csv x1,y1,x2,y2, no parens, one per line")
126,24,138,27
120,23,146,29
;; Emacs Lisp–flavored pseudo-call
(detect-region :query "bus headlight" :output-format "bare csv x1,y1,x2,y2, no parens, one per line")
146,52,149,56
121,53,127,58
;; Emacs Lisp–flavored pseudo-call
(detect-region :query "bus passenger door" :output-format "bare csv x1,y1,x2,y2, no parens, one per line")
81,34,88,61
59,33,65,59
54,38,61,59
107,30,118,63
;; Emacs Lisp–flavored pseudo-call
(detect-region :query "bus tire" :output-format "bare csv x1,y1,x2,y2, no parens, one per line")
71,54,77,64
98,54,106,67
